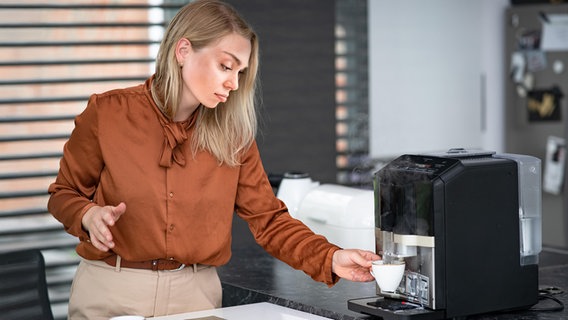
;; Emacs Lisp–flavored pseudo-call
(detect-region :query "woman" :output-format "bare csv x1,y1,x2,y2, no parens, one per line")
47,0,379,318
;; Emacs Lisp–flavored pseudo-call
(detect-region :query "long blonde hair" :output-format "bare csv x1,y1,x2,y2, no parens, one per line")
151,0,259,167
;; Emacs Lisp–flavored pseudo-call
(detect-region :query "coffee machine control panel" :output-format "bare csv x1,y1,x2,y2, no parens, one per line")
387,155,460,177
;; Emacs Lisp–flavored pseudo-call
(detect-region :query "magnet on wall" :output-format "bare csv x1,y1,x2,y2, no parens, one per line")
516,73,534,98
544,136,566,195
527,86,564,122
510,51,526,83
517,29,541,50
525,50,547,72
553,60,564,74
511,13,519,28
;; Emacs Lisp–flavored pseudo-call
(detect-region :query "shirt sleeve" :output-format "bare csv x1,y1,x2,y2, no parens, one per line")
234,141,341,286
47,94,104,242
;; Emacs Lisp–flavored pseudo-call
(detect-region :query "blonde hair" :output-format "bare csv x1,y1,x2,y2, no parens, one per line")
152,0,259,167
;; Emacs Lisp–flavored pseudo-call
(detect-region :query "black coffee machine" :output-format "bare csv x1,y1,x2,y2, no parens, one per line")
349,149,542,319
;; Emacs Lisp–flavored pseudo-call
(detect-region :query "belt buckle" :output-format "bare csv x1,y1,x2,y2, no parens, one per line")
166,263,186,272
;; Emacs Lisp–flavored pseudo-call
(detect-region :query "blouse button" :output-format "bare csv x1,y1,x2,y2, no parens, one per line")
169,192,174,198
169,224,175,231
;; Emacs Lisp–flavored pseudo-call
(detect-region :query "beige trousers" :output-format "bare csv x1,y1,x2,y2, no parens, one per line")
68,258,222,320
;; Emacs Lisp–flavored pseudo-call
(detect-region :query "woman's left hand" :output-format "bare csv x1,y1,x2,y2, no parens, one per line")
332,249,380,282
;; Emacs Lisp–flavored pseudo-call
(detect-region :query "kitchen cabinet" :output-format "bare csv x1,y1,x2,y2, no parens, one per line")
368,0,507,159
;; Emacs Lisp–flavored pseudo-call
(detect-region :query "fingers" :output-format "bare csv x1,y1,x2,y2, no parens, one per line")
89,230,111,252
350,266,375,282
87,213,114,251
355,250,378,265
110,202,127,222
82,203,126,252
342,249,380,268
332,249,382,282
104,202,127,227
357,250,381,264
96,215,115,245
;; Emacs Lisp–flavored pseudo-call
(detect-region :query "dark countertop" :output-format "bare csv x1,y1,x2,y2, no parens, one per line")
218,216,568,319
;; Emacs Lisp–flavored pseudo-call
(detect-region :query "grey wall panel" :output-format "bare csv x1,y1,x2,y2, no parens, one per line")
226,0,337,183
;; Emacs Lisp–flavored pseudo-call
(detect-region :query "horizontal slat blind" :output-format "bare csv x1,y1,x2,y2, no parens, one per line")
1,1,370,318
335,0,370,186
0,1,181,318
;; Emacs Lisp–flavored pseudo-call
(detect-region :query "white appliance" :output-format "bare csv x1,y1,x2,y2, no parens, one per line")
277,172,375,251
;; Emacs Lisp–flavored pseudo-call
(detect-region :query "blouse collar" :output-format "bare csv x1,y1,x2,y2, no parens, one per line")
144,76,198,168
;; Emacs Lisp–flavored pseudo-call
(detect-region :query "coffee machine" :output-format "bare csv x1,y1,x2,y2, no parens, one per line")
348,149,542,319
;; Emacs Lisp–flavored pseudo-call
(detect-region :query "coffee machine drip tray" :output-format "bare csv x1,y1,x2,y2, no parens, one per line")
348,297,445,320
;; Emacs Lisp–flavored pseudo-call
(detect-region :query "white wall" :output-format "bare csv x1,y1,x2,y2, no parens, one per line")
480,0,509,153
368,0,509,159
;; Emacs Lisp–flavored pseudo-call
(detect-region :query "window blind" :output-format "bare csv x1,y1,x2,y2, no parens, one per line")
0,2,181,318
335,0,370,187
0,1,369,318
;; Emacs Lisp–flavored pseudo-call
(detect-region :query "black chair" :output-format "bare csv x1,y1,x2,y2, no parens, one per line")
0,249,55,320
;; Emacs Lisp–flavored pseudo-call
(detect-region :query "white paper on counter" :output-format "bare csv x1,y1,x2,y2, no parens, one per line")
148,302,332,320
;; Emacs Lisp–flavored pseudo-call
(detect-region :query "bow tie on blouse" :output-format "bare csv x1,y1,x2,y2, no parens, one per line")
146,76,198,168
159,121,190,168
155,107,198,168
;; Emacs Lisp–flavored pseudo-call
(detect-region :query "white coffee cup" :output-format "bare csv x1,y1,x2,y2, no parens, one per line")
371,260,405,293
109,316,145,320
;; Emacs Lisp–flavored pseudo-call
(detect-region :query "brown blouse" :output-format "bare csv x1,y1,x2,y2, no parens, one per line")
47,77,340,286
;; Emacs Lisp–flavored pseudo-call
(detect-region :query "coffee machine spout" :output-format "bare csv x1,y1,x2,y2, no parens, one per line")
378,231,426,259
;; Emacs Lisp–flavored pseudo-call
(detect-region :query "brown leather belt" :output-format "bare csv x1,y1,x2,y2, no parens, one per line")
103,255,185,271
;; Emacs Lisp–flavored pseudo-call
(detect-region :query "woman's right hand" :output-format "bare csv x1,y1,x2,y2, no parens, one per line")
81,202,126,252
